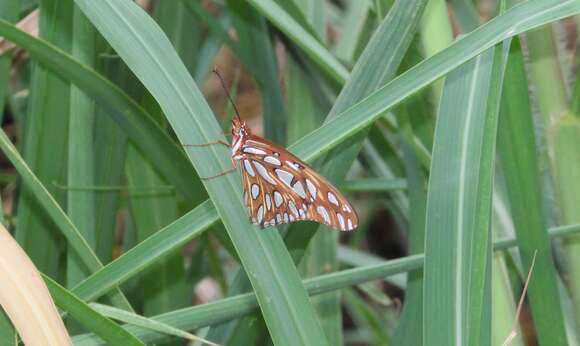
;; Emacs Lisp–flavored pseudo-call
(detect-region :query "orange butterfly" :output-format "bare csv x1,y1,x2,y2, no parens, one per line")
194,71,358,231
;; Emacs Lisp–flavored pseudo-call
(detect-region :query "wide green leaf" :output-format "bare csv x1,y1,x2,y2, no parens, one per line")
423,39,508,345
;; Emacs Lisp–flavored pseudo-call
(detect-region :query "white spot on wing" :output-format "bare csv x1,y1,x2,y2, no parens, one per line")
243,160,255,177
299,208,305,219
293,181,306,199
286,161,300,171
253,161,277,185
265,193,272,211
288,201,299,217
264,156,281,166
257,205,264,224
243,147,267,155
289,214,295,221
283,213,289,223
251,184,260,199
347,219,353,230
276,214,282,223
275,169,294,187
337,213,345,230
306,179,317,199
327,192,339,206
343,204,352,212
317,206,330,224
274,191,283,207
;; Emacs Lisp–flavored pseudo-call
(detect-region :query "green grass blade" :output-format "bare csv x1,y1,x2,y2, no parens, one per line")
43,276,144,346
153,0,202,75
337,245,406,288
0,19,206,205
423,37,509,345
92,58,129,264
15,0,72,278
391,110,428,345
246,0,349,85
67,5,97,287
289,0,580,164
333,0,371,64
418,0,453,103
291,0,326,41
341,178,407,192
74,1,330,344
91,303,218,345
497,38,568,345
71,223,580,344
555,117,580,331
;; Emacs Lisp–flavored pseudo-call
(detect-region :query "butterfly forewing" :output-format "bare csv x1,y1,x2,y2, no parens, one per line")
239,135,358,231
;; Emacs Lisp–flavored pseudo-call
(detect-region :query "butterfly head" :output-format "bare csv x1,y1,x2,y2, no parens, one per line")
231,117,249,159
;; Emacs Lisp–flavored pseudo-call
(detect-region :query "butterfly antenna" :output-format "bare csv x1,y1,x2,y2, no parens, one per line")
212,68,242,121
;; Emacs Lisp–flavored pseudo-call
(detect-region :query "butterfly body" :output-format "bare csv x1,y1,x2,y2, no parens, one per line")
229,117,358,231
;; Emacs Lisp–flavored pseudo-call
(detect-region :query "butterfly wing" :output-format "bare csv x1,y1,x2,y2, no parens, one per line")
239,135,358,231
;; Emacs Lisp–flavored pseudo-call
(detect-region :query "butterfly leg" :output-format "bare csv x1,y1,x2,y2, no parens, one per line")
183,140,229,147
200,167,236,180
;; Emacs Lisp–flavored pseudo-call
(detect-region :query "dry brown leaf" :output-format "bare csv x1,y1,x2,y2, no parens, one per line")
0,223,71,345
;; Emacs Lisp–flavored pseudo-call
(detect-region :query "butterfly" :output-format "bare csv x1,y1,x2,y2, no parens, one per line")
194,71,358,231
230,116,358,231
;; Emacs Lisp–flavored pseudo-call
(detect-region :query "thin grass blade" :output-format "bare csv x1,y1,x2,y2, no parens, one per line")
42,276,143,346
15,0,72,278
497,38,568,345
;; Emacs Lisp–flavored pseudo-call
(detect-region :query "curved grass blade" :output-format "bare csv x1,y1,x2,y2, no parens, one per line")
497,38,568,345
42,276,143,346
71,224,580,345
391,110,428,346
74,1,330,345
67,4,97,287
90,303,219,346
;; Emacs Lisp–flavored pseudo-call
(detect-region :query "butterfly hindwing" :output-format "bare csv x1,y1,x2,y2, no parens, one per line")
239,136,358,231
